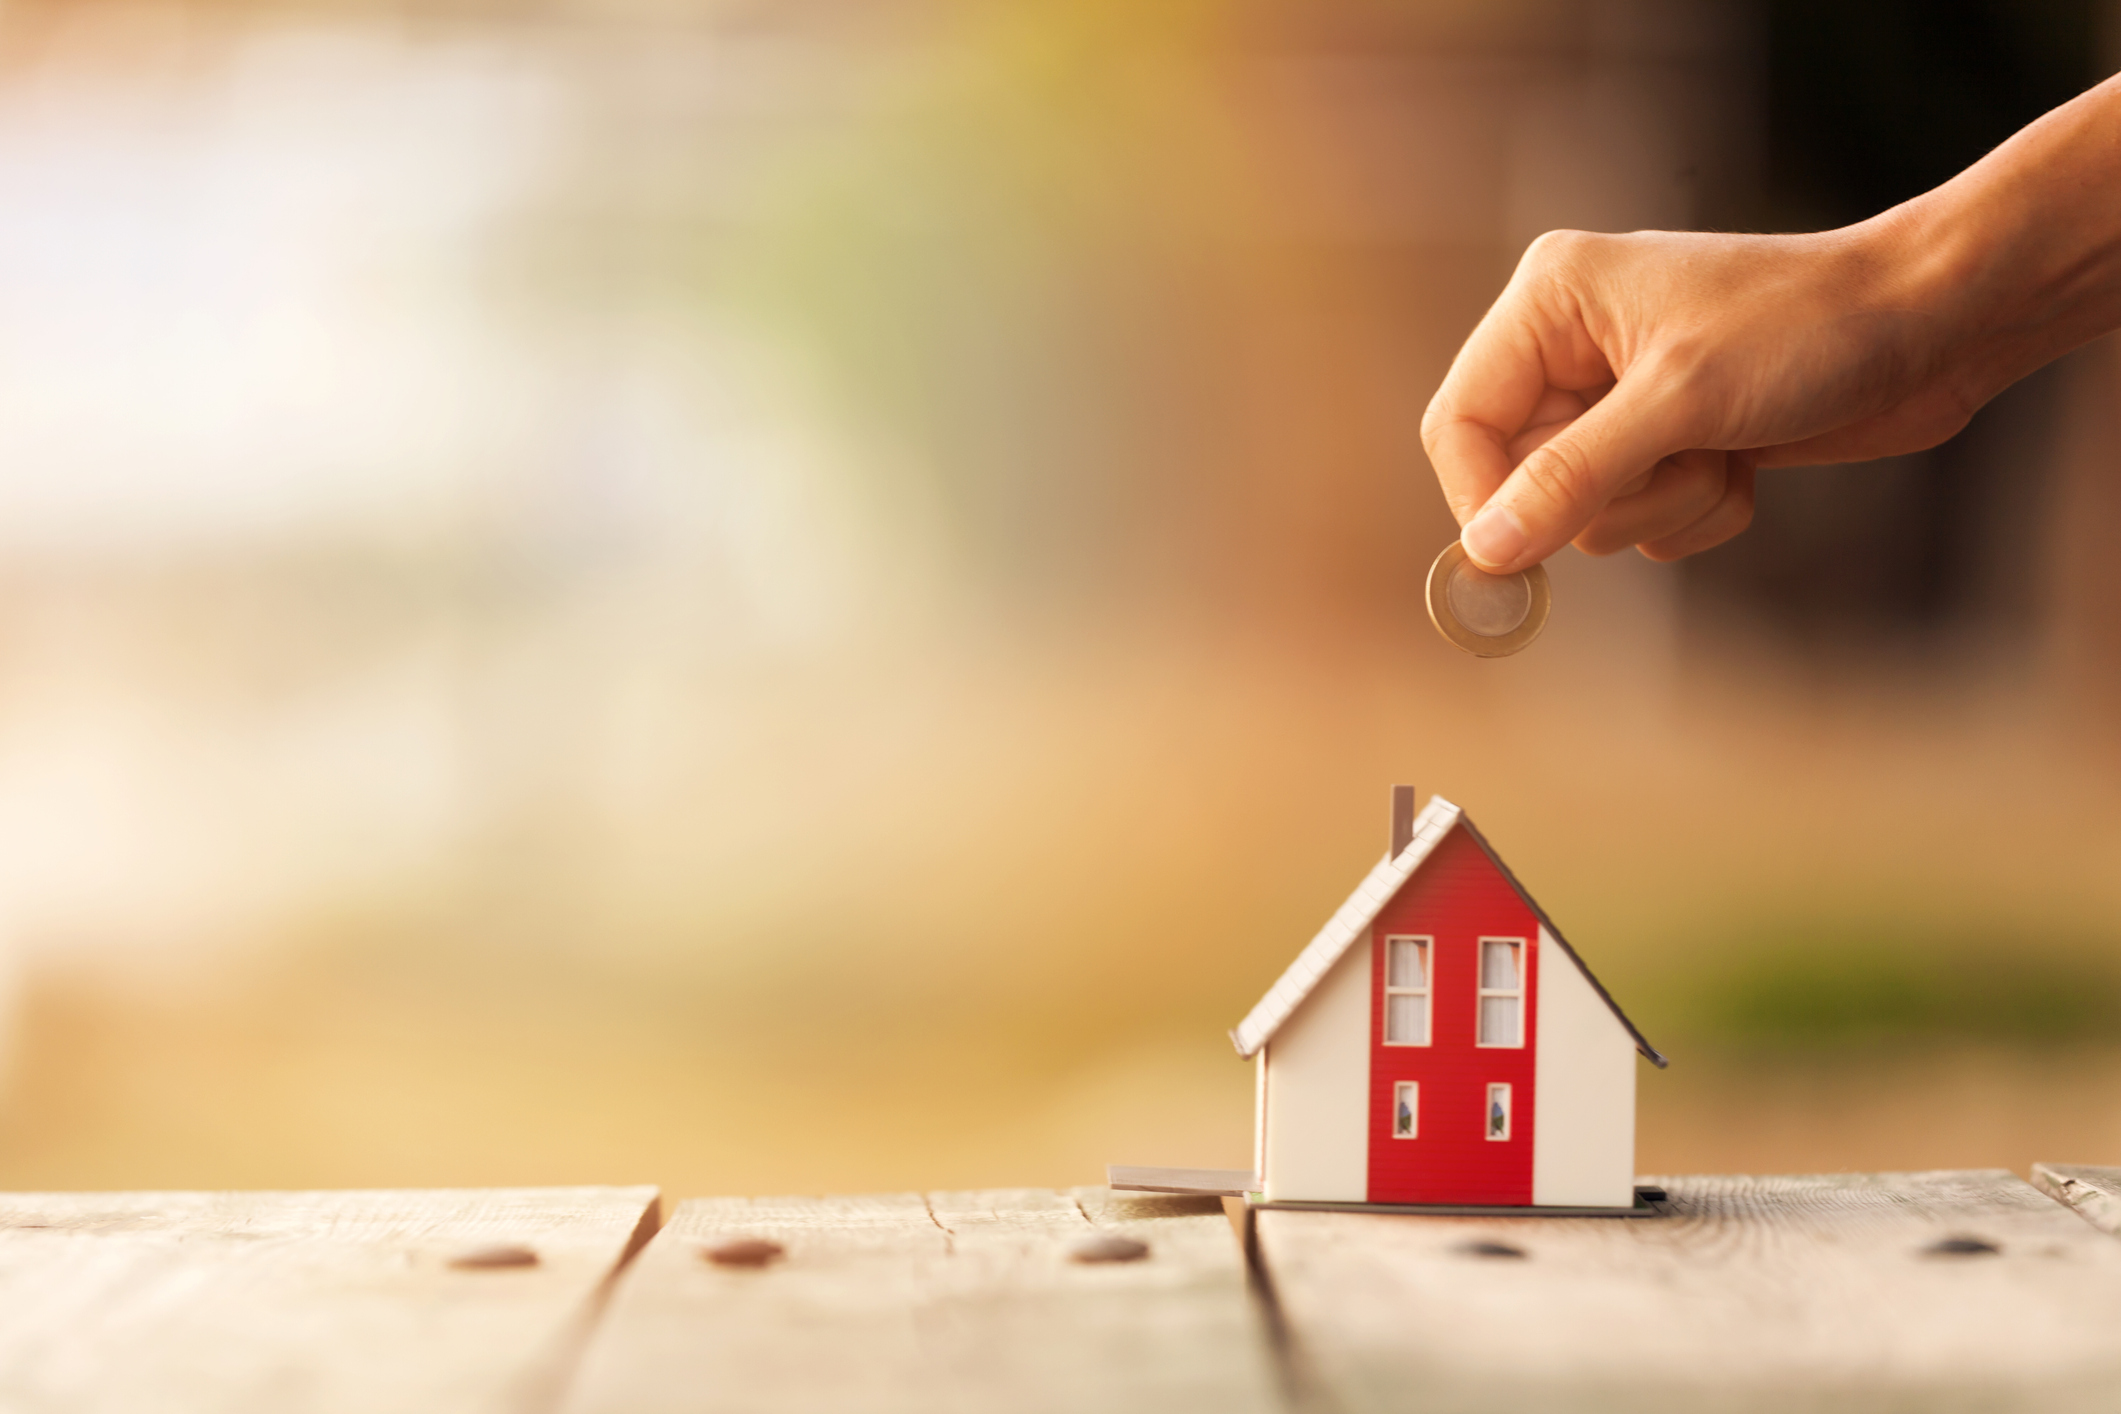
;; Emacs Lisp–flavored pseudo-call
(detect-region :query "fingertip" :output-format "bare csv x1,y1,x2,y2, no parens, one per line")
1462,503,1529,572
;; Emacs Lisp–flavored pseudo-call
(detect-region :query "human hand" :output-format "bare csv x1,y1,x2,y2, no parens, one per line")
1420,223,1990,573
1422,73,2121,576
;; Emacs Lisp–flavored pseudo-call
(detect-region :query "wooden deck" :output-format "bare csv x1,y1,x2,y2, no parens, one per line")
9,1167,2121,1411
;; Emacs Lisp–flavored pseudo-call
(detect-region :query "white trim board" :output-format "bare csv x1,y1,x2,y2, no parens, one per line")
1259,933,1371,1203
1531,924,1639,1207
1230,797,1664,1067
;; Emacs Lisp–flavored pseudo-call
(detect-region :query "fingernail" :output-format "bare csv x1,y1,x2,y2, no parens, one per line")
1462,504,1527,570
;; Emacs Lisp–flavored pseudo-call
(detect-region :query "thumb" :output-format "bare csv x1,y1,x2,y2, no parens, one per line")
1459,377,1691,573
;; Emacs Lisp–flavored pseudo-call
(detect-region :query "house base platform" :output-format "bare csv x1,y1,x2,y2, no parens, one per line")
1247,1185,1672,1218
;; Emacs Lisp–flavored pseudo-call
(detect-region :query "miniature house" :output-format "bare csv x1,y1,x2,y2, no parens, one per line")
1230,787,1665,1209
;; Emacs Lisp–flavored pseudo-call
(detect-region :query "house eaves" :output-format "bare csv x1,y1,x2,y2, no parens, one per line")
1228,795,1666,1068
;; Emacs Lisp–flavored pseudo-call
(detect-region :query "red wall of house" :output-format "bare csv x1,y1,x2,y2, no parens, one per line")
1366,825,1540,1204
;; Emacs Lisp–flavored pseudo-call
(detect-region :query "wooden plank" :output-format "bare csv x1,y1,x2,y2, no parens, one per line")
1256,1169,2121,1413
2031,1163,2121,1234
563,1187,1282,1414
0,1185,658,1414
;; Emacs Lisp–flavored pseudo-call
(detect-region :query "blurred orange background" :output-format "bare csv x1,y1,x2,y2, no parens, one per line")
2,0,2121,1201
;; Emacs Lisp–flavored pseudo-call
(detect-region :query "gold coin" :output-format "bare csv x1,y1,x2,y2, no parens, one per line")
1426,541,1550,657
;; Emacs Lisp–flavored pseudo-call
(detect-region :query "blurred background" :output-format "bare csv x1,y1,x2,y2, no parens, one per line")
0,0,2120,1199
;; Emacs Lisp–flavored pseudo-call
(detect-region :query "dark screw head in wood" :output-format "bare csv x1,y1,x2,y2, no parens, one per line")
1069,1233,1150,1264
448,1243,540,1270
1925,1235,2001,1257
704,1238,786,1269
1925,1235,2000,1257
1456,1240,1527,1259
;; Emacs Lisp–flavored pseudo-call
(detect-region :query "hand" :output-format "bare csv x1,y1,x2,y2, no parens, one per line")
1419,73,2121,574
1420,225,1979,572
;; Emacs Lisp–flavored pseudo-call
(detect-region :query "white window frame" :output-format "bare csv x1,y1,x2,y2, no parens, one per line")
1474,935,1527,1049
1391,1081,1419,1140
1485,1082,1513,1142
1381,934,1433,1047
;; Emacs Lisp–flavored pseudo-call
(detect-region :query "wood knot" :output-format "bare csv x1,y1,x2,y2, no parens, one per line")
1069,1233,1150,1264
1923,1235,2000,1258
703,1238,786,1269
448,1243,540,1270
1455,1240,1527,1260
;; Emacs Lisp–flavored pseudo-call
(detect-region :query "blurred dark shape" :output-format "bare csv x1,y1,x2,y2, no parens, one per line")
1455,1238,1528,1259
703,1238,785,1269
1765,0,2100,224
1067,1232,1151,1263
1922,1235,2001,1257
1681,368,2065,648
1684,1,2109,649
448,1243,540,1270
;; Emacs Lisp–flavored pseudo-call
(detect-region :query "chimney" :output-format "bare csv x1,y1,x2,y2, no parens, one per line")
1390,785,1416,859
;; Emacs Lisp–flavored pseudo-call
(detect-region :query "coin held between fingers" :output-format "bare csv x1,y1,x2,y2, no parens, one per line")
1426,542,1550,657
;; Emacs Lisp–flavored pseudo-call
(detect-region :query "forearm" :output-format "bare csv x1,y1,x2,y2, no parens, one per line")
1884,73,2121,393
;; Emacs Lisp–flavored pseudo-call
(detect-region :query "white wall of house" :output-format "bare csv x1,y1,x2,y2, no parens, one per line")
1531,925,1638,1207
1260,933,1371,1202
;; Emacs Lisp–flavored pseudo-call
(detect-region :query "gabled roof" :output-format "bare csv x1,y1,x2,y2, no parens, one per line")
1228,795,1666,1067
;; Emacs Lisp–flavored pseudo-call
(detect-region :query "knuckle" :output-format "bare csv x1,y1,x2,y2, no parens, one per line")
1935,382,1985,442
1638,346,1717,417
1721,492,1756,539
1676,455,1727,515
1518,438,1602,509
1651,351,1707,403
1643,483,1755,562
1706,483,1757,541
1418,408,1450,454
1723,466,1758,523
1522,229,1594,271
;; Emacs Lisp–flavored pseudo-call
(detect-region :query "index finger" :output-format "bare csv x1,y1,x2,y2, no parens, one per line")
1420,307,1552,526
1421,271,1619,527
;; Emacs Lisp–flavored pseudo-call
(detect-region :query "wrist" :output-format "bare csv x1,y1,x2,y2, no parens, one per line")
1856,76,2121,387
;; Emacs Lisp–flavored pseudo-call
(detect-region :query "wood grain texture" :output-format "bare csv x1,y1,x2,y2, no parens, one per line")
0,1185,658,1414
2031,1163,2121,1234
563,1187,1281,1414
1257,1169,2121,1414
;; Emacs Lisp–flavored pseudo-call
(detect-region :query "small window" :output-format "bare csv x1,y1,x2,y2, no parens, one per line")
1476,938,1524,1047
1486,1083,1512,1141
1392,1082,1418,1139
1383,936,1431,1045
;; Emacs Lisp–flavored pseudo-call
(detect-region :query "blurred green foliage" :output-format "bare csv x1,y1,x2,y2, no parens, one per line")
1677,922,2121,1049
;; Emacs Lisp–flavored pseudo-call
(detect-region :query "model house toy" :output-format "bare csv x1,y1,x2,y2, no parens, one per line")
1113,785,1664,1213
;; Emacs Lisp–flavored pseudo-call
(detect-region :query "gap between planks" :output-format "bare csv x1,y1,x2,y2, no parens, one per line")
562,1168,2121,1414
563,1187,1283,1414
522,1192,663,1414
